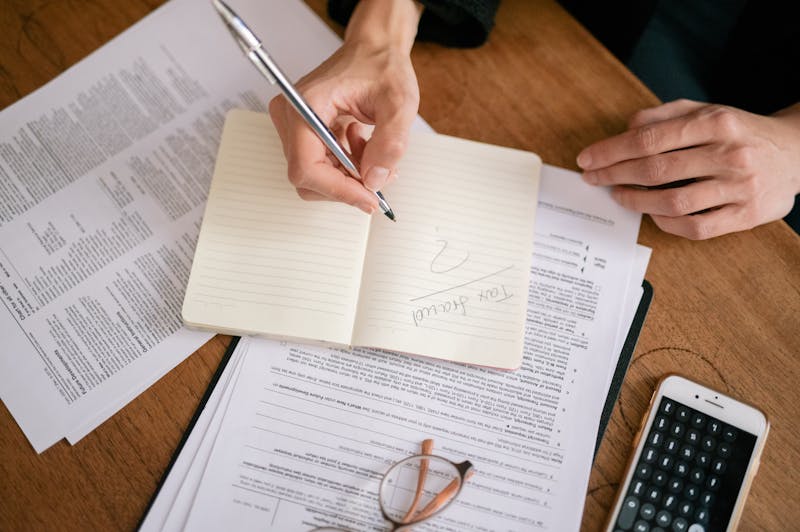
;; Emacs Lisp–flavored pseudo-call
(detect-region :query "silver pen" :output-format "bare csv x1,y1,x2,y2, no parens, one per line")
212,0,396,221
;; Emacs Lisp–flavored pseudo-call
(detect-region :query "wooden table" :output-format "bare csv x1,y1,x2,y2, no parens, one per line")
1,0,798,530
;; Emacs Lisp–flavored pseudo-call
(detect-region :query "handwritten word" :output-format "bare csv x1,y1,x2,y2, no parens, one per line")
412,295,468,326
478,284,513,303
410,283,514,327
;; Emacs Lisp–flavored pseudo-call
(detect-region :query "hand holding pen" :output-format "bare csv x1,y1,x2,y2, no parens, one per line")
214,0,424,220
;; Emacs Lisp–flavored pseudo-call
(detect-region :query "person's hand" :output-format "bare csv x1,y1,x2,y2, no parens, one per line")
576,99,800,239
269,0,423,214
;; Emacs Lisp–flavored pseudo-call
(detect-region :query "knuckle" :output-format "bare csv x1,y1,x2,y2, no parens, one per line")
684,219,713,240
381,137,408,160
642,156,665,184
664,190,691,215
386,93,419,124
628,109,650,128
635,125,659,153
611,186,630,207
708,106,741,138
299,86,330,110
726,146,756,172
738,173,760,198
325,179,350,204
382,86,407,109
592,167,611,184
687,215,722,240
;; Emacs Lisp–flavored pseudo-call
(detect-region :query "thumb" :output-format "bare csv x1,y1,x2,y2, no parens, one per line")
360,105,415,191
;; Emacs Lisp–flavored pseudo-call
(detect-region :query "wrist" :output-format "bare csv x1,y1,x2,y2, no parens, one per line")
344,0,424,54
772,103,800,195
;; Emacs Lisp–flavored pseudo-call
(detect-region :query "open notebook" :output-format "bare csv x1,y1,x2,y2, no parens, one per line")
182,109,541,368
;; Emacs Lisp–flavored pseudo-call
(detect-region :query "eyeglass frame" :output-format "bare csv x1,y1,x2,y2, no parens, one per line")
313,439,474,531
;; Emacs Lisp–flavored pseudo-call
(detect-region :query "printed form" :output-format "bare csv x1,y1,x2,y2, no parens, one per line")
142,165,647,532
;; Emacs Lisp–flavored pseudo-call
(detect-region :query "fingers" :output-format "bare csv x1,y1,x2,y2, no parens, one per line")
346,121,368,163
627,99,706,128
610,179,730,217
345,121,402,188
577,116,710,171
576,104,751,171
271,94,378,214
271,90,403,213
360,95,417,191
582,145,721,187
576,100,799,239
650,204,752,240
291,158,378,213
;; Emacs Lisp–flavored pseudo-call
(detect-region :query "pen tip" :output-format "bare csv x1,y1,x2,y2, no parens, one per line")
385,210,396,222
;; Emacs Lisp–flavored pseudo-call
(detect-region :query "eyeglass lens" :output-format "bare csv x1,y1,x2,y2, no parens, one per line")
379,455,462,525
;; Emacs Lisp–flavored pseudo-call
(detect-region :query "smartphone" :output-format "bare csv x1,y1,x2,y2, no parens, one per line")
605,374,769,532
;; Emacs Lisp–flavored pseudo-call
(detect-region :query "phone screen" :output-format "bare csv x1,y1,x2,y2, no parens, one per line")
612,396,758,532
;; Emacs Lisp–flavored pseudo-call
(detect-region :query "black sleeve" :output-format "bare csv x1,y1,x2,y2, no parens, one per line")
328,0,500,48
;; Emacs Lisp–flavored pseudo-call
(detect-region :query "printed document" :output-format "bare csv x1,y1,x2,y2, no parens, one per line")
0,0,348,452
142,162,647,531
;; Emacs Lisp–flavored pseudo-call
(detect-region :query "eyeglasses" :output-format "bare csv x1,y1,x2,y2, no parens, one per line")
313,439,474,531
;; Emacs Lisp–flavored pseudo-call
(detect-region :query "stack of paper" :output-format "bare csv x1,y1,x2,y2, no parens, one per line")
0,0,351,452
139,162,651,531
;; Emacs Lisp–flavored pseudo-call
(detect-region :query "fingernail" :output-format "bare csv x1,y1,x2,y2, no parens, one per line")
582,171,598,185
364,166,390,191
358,202,376,215
577,152,592,169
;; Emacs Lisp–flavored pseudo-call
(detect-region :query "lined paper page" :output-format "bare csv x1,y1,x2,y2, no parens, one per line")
353,133,540,368
182,110,370,345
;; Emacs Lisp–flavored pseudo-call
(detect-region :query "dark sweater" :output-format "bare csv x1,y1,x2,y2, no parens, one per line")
328,0,799,114
328,0,499,48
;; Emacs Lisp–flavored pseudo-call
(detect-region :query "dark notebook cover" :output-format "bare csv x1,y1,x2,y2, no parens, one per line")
594,280,653,457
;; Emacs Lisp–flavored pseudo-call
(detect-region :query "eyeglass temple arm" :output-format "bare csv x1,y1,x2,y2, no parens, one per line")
401,439,435,524
410,469,474,523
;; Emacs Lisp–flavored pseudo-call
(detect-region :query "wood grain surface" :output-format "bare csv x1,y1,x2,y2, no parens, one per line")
0,0,798,530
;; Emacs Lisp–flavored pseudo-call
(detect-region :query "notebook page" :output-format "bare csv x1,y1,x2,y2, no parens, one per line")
182,110,370,345
353,133,540,368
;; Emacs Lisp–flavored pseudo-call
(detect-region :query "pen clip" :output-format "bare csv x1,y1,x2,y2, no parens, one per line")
213,0,277,84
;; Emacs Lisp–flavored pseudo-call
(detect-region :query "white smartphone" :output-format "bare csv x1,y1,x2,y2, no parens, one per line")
605,374,769,532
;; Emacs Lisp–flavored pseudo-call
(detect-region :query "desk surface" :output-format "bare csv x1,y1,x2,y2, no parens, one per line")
1,0,798,530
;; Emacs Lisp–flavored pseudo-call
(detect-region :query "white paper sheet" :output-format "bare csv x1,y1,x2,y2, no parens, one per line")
0,0,346,452
139,339,247,532
607,245,652,390
151,159,641,531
